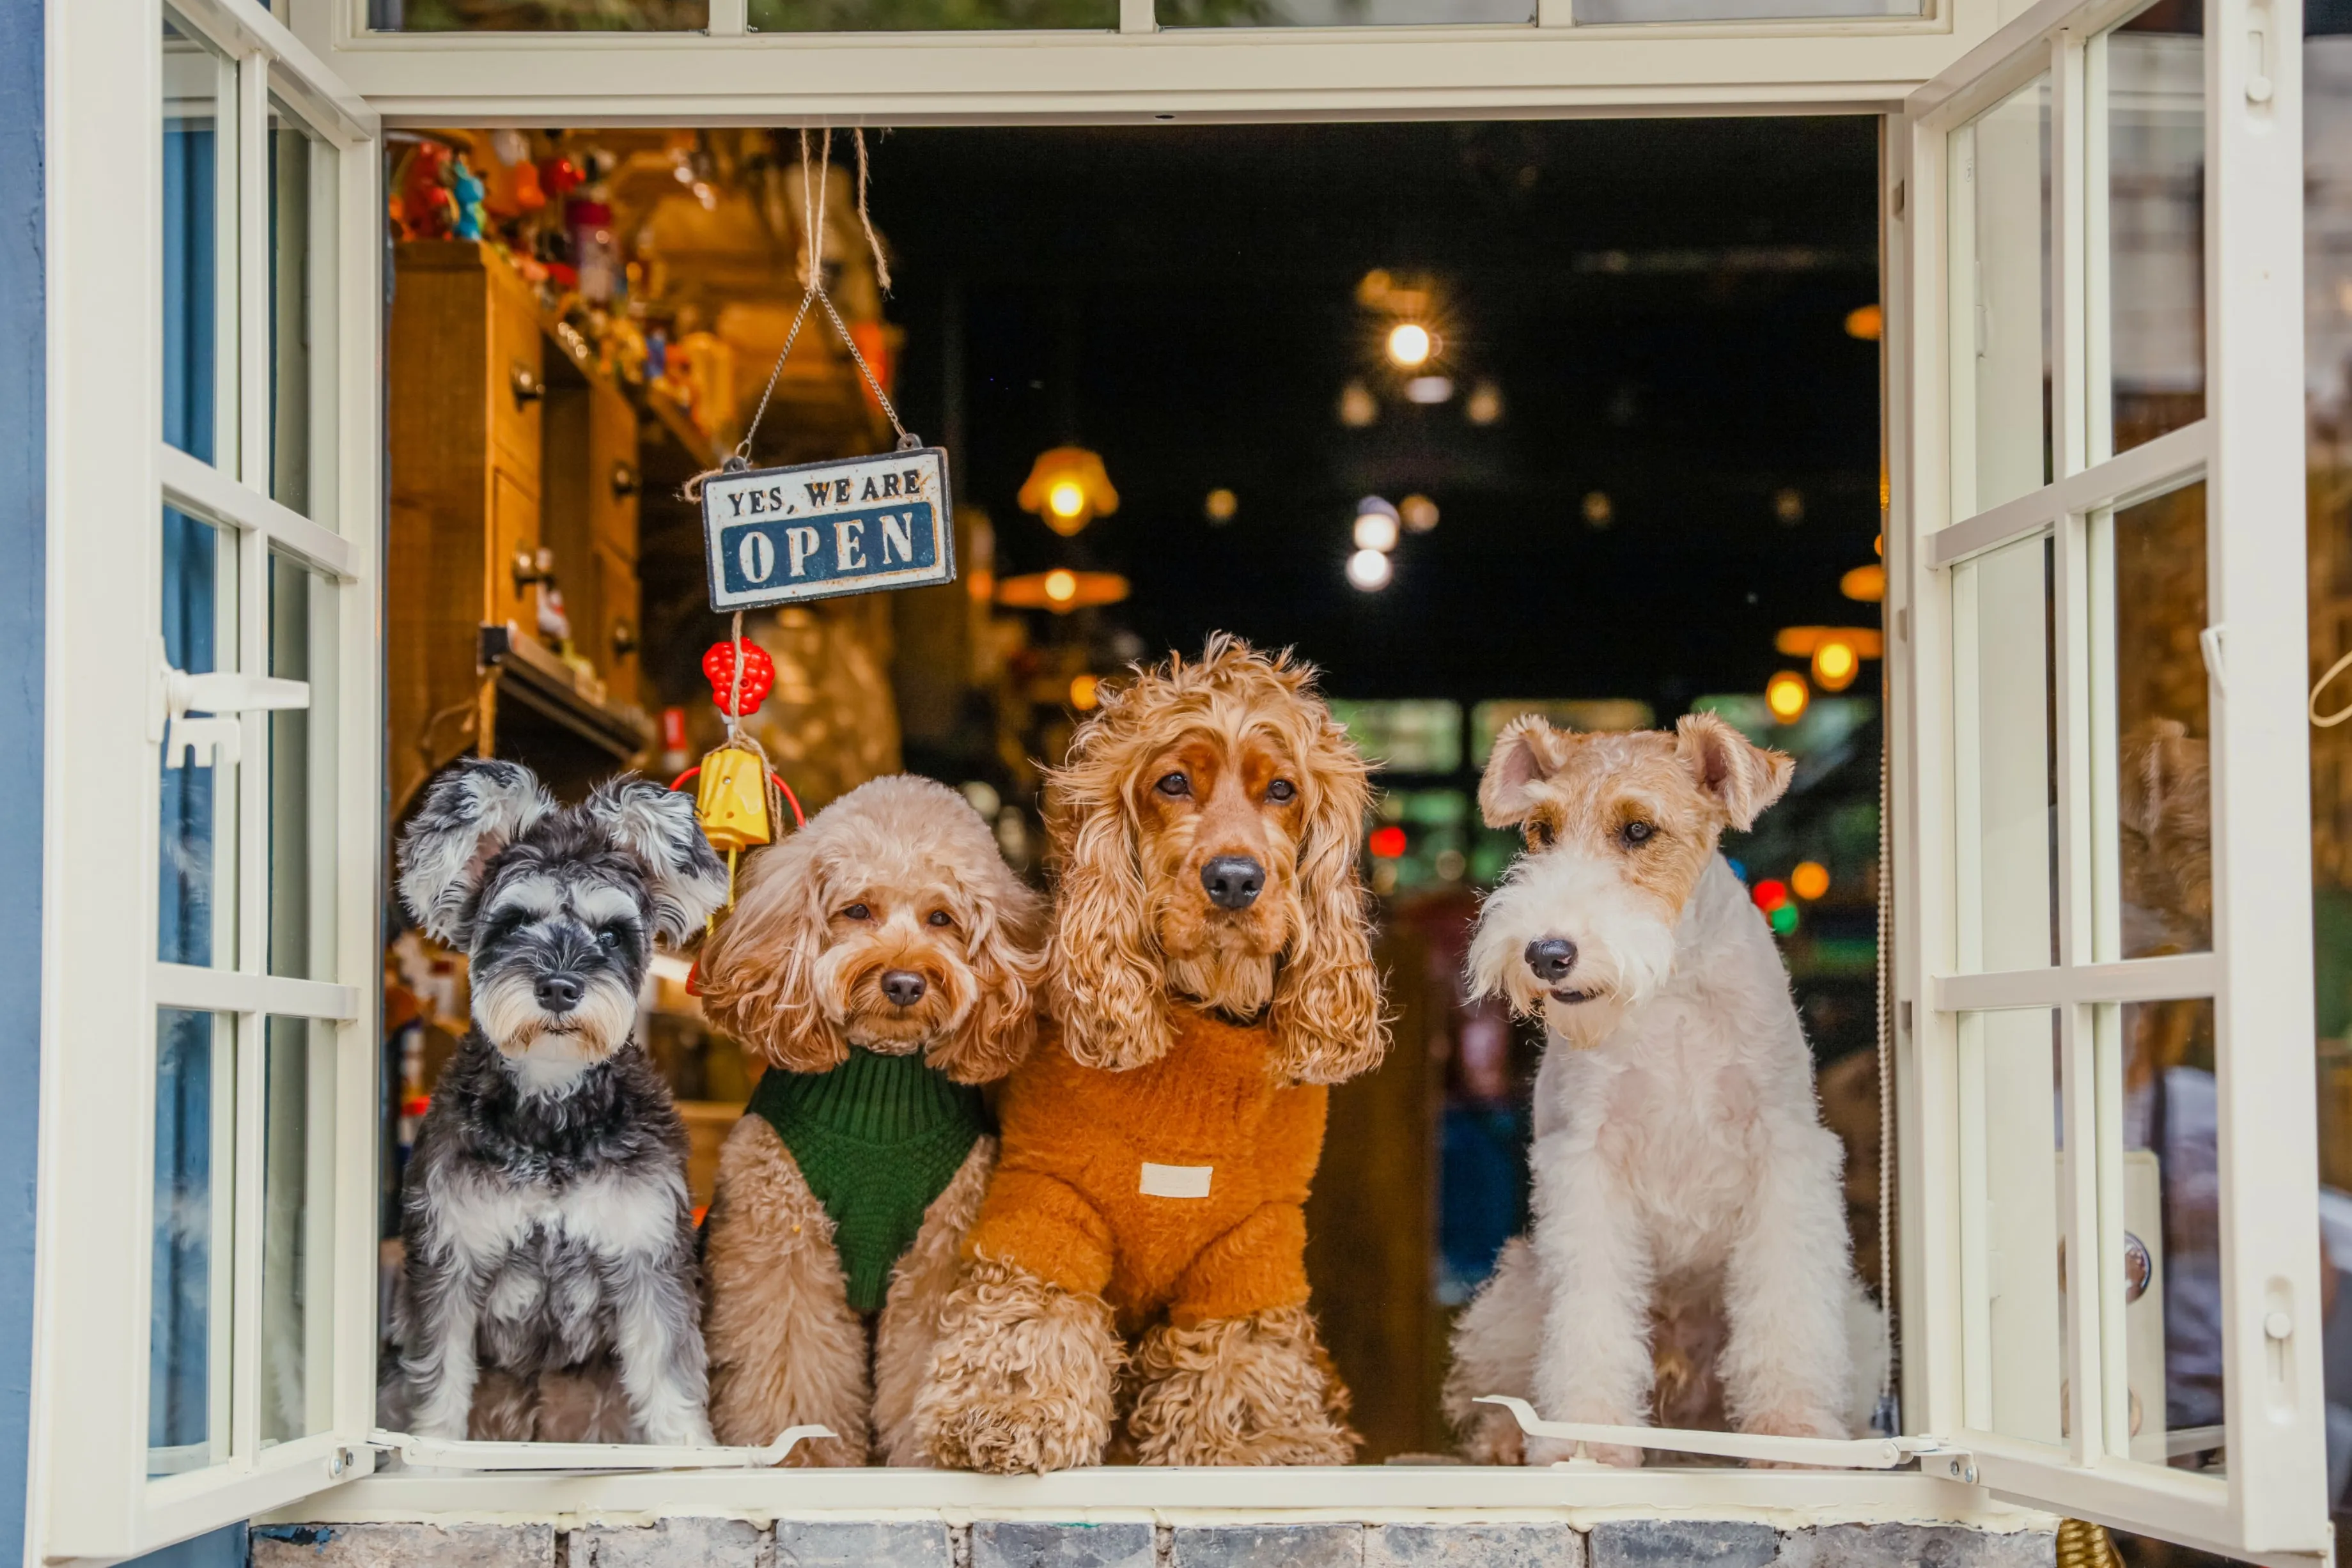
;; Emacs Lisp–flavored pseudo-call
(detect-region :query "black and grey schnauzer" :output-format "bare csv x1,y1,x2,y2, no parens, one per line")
383,758,729,1445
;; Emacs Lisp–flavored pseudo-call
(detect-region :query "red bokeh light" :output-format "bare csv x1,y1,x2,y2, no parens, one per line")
1753,878,1789,911
1368,825,1408,859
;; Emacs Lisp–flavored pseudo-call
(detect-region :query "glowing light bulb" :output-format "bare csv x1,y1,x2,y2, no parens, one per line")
1070,673,1100,710
1791,860,1831,901
1812,636,1859,692
1346,548,1393,591
1354,510,1399,552
1047,481,1087,521
1386,323,1433,368
1765,671,1811,724
1044,568,1078,605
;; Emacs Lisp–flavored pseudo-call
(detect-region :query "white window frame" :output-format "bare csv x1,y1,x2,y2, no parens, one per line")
23,0,2333,1558
1887,0,2327,1556
34,1,382,1561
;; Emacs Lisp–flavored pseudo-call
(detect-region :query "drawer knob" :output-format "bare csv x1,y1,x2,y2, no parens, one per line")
512,547,556,591
611,619,639,658
511,364,545,405
611,461,641,500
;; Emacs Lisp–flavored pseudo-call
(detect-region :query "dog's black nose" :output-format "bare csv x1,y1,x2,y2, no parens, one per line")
1201,855,1265,911
882,970,928,1007
1525,938,1578,982
535,975,584,1014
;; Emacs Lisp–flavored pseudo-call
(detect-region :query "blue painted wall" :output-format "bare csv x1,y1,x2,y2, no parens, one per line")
0,1,41,1562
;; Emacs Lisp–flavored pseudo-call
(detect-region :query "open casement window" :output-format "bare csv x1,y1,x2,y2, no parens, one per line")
1889,0,2328,1555
38,1,382,1557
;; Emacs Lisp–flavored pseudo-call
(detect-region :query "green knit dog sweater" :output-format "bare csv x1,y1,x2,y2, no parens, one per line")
744,1046,988,1314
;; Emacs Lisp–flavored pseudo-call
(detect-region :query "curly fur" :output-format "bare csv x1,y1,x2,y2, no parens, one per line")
873,1140,997,1465
1126,1307,1357,1465
914,1255,1125,1473
1047,634,1385,1083
699,775,1046,1083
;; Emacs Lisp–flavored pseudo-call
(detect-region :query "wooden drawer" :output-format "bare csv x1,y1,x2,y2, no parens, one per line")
588,379,641,564
488,274,545,480
591,538,641,706
488,465,540,632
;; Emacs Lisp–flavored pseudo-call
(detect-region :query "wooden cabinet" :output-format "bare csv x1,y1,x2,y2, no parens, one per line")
388,240,648,812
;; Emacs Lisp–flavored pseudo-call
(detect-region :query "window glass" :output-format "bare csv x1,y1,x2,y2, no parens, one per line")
1952,532,2057,972
1949,72,2053,516
1330,699,1463,773
2101,0,2206,454
1160,0,1531,27
162,9,235,469
150,1008,232,1476
2105,996,2225,1472
1575,0,1919,19
368,0,708,26
2099,481,2209,961
261,1016,337,1446
269,95,336,524
160,508,238,970
269,555,337,981
1959,1007,2066,1443
749,0,1113,27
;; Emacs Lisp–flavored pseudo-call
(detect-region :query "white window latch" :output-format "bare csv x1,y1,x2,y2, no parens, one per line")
2199,623,2228,694
152,639,309,769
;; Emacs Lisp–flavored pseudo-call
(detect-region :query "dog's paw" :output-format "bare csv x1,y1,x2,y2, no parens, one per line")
1738,1404,1847,1466
1128,1309,1360,1468
1459,1406,1527,1466
912,1259,1119,1474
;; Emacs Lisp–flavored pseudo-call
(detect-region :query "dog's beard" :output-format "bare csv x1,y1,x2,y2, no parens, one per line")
1155,888,1287,1019
473,969,637,1092
813,941,976,1055
1467,850,1679,1049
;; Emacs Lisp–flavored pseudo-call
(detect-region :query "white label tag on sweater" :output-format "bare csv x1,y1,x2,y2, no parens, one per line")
1139,1161,1213,1199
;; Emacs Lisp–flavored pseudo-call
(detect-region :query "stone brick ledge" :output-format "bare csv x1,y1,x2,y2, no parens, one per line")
251,1516,2057,1568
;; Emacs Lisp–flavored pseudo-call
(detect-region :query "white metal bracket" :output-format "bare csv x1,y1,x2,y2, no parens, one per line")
1475,1396,1975,1476
366,1425,836,1473
2199,623,2229,695
153,637,309,769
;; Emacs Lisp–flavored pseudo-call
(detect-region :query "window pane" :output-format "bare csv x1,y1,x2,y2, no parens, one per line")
749,0,1112,27
269,95,336,524
160,508,238,969
150,1008,233,1476
2101,0,2206,454
1160,0,1530,27
2105,996,2225,1472
269,555,337,980
162,9,235,468
2101,481,2210,960
1949,73,2053,516
1575,0,1919,19
368,0,708,25
1959,1007,2066,1443
1952,533,2057,972
261,1016,337,1446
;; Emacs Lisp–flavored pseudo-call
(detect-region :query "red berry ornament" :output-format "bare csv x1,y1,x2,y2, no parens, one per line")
703,640,775,717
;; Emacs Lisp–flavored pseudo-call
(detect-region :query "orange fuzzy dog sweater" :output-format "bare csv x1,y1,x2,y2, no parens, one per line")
961,1005,1326,1334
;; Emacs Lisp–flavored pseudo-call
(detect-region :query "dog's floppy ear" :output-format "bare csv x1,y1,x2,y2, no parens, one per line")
697,831,847,1075
1269,739,1389,1085
931,859,1047,1085
1674,711,1795,831
397,758,554,947
1479,715,1576,828
1049,784,1176,1071
585,775,730,945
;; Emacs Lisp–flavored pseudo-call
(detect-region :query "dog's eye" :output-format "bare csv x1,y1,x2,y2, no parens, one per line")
1155,772,1190,798
926,910,954,928
1266,779,1297,803
1621,821,1656,847
1527,820,1557,850
842,903,871,921
596,928,621,948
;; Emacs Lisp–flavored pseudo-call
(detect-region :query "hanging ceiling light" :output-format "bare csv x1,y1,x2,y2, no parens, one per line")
997,568,1129,614
1386,322,1435,368
1018,446,1119,538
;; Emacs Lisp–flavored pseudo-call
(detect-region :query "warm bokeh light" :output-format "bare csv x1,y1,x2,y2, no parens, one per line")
1774,625,1885,660
1582,491,1613,529
1812,636,1860,692
1354,510,1399,553
1339,381,1378,428
1386,322,1433,368
1844,303,1884,341
1044,568,1077,603
1404,375,1454,405
1401,494,1440,532
1766,670,1811,724
1204,487,1238,524
1841,563,1886,602
1791,860,1831,901
996,569,1130,615
1368,824,1409,859
1752,878,1790,911
1070,673,1101,710
1346,548,1393,591
1018,446,1119,538
1465,382,1504,426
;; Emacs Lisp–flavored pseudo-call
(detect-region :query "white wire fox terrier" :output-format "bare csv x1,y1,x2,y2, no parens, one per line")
1443,713,1884,1467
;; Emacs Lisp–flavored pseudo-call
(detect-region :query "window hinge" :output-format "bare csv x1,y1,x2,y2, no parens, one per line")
152,638,309,768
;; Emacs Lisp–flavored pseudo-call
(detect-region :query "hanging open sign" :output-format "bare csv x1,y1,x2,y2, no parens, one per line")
702,447,956,612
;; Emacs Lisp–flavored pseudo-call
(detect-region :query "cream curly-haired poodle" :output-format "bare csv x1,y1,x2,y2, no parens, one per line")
696,774,1045,1465
914,636,1387,1473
